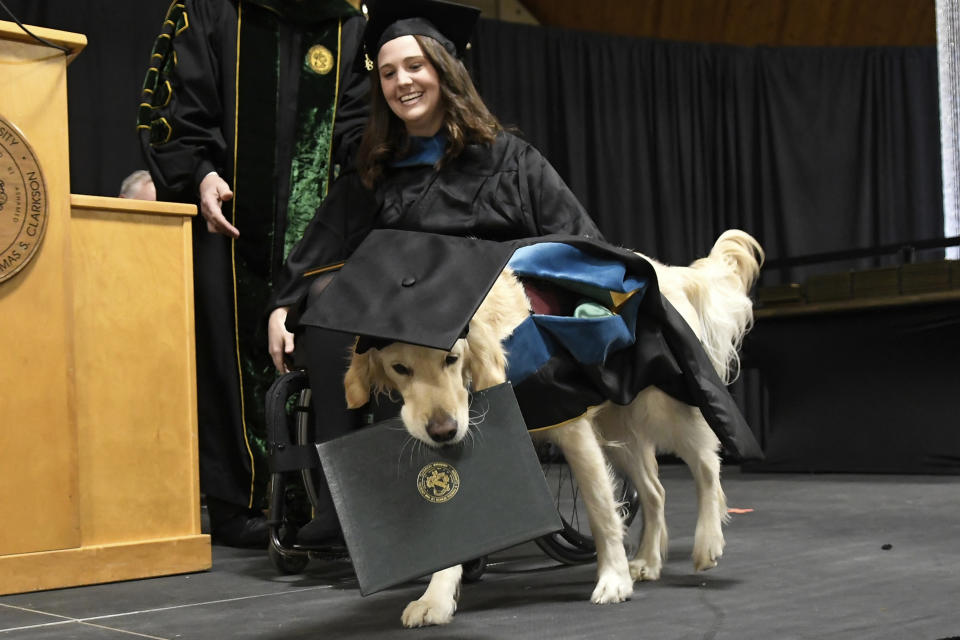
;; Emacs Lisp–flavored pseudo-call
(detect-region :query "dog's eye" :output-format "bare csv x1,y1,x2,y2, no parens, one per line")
391,363,411,376
444,354,459,367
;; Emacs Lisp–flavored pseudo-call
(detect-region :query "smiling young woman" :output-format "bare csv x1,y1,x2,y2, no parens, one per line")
270,0,603,377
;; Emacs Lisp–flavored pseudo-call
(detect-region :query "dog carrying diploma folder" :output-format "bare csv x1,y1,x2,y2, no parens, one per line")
315,382,562,595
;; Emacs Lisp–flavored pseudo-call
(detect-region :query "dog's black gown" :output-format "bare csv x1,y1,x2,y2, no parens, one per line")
500,237,764,461
272,133,762,462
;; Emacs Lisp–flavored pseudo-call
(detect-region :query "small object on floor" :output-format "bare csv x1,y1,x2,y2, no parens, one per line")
881,543,893,550
206,496,269,548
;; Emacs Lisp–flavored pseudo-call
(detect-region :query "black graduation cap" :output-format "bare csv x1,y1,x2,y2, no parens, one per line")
362,0,481,68
298,229,516,353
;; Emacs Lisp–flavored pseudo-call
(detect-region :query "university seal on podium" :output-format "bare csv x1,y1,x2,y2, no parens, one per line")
0,114,48,284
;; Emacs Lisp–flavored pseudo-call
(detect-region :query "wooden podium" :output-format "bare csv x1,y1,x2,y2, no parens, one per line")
0,22,210,594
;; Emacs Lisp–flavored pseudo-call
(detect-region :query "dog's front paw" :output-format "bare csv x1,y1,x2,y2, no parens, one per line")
692,546,722,572
590,569,633,604
628,558,661,581
401,596,457,628
692,531,724,572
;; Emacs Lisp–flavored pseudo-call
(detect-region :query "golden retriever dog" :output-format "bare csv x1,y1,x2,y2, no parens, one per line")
343,230,763,627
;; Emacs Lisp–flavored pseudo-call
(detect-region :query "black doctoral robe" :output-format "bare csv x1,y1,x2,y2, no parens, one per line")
137,0,367,509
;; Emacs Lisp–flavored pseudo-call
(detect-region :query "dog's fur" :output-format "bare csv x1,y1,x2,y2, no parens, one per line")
344,230,763,627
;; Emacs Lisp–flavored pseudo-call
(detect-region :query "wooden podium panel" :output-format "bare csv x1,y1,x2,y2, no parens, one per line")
0,22,210,594
70,195,202,546
0,22,85,558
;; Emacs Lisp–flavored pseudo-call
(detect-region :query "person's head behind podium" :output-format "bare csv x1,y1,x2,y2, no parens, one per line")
356,0,499,188
118,169,156,201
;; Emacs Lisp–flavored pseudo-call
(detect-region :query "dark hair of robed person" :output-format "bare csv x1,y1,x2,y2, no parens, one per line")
356,34,502,188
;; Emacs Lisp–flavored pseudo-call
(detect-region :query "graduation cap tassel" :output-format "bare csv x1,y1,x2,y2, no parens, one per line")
361,3,374,70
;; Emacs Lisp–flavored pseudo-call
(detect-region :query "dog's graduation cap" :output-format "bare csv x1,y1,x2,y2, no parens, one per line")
362,0,481,69
298,229,516,353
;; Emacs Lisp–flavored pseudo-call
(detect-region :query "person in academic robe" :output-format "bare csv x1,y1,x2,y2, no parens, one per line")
137,0,368,547
265,0,604,545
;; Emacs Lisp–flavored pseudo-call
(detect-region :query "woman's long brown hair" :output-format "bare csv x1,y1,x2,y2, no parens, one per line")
356,35,502,188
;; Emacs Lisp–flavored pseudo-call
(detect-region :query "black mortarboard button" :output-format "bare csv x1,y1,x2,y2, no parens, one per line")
361,0,481,70
299,229,516,353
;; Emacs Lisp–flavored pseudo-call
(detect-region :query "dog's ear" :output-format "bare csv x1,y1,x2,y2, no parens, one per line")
464,319,508,391
344,350,373,409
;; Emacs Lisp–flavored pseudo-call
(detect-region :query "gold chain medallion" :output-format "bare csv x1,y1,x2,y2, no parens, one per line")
306,44,334,75
0,115,48,284
416,462,461,503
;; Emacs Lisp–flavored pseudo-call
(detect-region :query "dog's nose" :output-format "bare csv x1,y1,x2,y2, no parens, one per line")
426,412,458,443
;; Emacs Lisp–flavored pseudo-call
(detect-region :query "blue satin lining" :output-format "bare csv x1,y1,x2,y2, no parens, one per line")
391,133,446,167
504,244,647,385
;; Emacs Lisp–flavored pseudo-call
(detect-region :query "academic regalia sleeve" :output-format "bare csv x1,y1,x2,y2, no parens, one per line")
517,142,605,241
331,14,370,171
138,0,233,202
269,171,379,309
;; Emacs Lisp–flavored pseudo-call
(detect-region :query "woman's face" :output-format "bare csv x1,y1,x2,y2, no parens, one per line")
377,35,444,137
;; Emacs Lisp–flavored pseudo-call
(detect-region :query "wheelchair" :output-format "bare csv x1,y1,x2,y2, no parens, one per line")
264,369,640,579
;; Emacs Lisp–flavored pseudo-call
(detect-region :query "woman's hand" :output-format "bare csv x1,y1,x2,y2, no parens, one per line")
268,306,295,372
198,172,240,237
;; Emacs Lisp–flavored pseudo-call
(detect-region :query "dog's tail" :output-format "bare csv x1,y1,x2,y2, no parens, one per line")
687,230,764,383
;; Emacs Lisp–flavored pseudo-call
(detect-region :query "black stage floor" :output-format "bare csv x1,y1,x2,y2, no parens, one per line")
2,467,958,639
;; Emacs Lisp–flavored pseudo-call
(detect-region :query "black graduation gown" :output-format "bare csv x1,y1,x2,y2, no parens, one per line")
137,0,367,509
272,130,605,308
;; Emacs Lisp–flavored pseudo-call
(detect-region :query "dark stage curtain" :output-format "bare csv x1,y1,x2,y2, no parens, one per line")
0,6,945,276
471,19,944,281
1,0,170,198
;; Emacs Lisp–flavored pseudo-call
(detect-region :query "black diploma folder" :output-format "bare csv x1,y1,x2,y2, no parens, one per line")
315,382,562,595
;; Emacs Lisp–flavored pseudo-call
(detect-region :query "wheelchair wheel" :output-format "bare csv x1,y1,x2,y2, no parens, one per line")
534,442,640,565
269,537,310,575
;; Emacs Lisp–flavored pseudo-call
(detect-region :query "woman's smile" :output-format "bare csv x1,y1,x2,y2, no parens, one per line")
400,91,424,104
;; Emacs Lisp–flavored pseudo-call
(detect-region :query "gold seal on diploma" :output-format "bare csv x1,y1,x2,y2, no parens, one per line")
416,462,461,503
0,115,49,284
306,44,335,75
